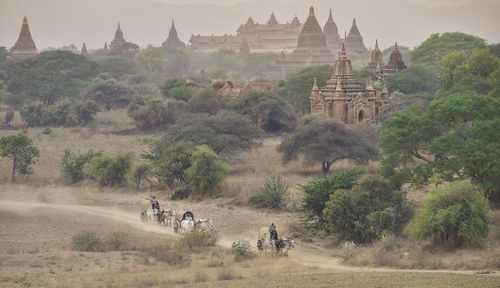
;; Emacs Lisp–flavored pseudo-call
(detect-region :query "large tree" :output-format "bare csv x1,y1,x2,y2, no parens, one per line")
229,90,297,133
163,111,262,156
277,118,378,174
0,132,40,182
83,79,134,110
380,92,500,199
3,50,99,106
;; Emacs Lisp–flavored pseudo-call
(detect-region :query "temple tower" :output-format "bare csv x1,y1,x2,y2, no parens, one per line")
162,20,186,49
323,9,341,53
267,12,279,25
269,6,335,73
81,42,88,55
109,22,126,51
367,39,384,71
10,16,37,59
385,42,407,71
344,18,367,53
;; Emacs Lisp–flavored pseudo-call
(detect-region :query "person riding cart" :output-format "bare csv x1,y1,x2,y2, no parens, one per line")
146,196,160,210
269,223,278,240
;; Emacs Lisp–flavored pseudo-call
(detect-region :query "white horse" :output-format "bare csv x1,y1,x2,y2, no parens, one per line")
141,208,160,223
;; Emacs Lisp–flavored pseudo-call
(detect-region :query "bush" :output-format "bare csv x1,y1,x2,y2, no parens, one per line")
127,96,184,129
300,169,362,223
42,127,52,134
72,101,99,125
4,111,14,126
323,175,413,244
20,102,99,127
180,228,218,248
231,240,253,256
184,88,224,115
169,86,194,101
248,174,290,209
130,162,152,190
105,231,128,250
340,241,357,261
160,77,186,97
61,150,100,183
87,153,132,186
185,145,229,195
72,232,103,252
407,181,491,248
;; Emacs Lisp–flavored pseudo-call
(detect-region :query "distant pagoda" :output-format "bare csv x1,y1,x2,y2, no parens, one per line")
109,22,126,51
269,6,335,74
323,9,342,53
385,42,407,72
10,16,37,59
103,42,109,52
81,42,88,55
366,39,384,71
162,20,186,49
344,18,367,53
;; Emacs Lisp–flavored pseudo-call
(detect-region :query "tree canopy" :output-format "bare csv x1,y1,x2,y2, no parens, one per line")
83,79,134,110
0,132,40,182
277,118,378,174
3,50,99,106
380,92,500,199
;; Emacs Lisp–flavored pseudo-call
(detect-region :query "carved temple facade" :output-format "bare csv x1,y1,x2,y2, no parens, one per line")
310,43,390,124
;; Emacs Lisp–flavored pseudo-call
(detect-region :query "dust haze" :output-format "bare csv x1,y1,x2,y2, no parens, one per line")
1,0,499,51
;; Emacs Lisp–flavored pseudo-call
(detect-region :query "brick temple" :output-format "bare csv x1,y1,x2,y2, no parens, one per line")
10,16,37,59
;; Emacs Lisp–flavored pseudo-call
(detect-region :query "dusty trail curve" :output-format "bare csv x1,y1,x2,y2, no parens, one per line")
0,200,498,277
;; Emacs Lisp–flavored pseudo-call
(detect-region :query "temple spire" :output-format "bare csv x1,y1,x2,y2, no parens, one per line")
267,12,279,25
341,42,346,55
312,77,319,92
163,20,186,49
394,41,399,51
309,6,315,16
375,39,379,49
10,16,37,59
81,42,88,55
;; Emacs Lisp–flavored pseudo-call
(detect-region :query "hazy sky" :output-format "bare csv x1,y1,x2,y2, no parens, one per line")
1,0,499,51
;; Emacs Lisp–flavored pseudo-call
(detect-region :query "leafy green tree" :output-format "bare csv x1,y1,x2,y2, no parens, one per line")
0,131,40,182
83,79,134,110
72,102,100,125
380,92,500,198
229,90,297,133
164,111,262,156
489,43,500,59
300,170,362,223
410,32,486,68
277,118,378,174
386,65,439,95
169,87,194,101
407,181,490,247
184,88,225,115
185,145,229,195
95,56,140,80
20,104,44,127
4,111,14,126
61,149,100,183
160,77,186,97
127,96,184,129
130,162,152,190
279,65,333,114
322,175,413,244
3,50,99,106
87,153,132,186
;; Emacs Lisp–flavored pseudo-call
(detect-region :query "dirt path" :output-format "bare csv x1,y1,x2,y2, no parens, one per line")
1,200,498,277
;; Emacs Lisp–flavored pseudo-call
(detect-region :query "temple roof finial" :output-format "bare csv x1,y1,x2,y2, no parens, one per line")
394,41,398,50
312,77,319,91
341,42,346,55
375,39,379,49
309,6,315,16
23,16,28,24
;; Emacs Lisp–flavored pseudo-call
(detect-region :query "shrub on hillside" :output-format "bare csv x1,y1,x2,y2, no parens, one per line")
248,174,290,209
105,231,128,250
184,88,225,115
232,240,253,256
61,150,101,183
4,111,14,126
20,102,99,127
407,181,490,248
180,228,218,248
130,162,152,190
185,145,229,195
169,86,194,101
323,175,413,244
127,95,184,129
87,153,132,186
300,169,362,224
72,232,103,252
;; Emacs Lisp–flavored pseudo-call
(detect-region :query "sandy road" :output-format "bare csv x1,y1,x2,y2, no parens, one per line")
0,200,498,277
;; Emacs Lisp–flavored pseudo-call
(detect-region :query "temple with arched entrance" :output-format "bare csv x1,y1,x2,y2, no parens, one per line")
310,43,390,124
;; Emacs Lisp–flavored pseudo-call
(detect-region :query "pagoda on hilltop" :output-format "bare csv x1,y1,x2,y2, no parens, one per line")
384,42,407,72
323,9,342,53
109,22,126,51
310,43,390,124
269,6,335,74
10,16,37,59
162,20,186,49
344,18,367,53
